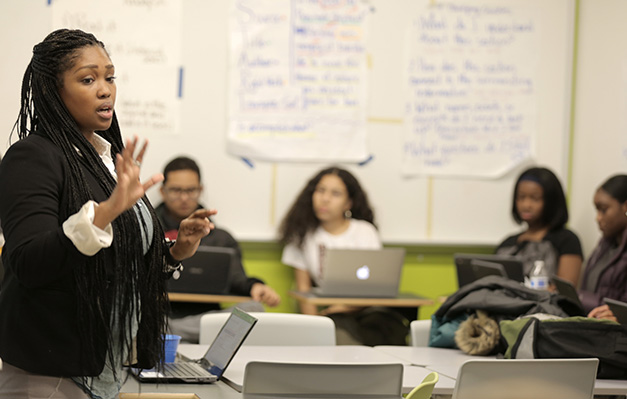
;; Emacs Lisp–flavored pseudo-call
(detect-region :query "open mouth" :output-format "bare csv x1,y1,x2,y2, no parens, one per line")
97,105,113,119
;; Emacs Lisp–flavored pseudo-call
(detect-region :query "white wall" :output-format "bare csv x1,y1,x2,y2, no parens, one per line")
1,0,623,255
570,0,627,256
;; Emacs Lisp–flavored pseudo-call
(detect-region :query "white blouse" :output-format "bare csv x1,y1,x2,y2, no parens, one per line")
281,219,381,285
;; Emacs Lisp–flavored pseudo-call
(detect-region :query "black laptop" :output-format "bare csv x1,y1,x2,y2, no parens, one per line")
604,298,627,325
131,308,257,383
454,253,525,287
551,275,583,307
167,245,234,295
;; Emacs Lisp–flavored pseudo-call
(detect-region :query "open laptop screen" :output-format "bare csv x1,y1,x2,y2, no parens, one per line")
603,298,627,325
454,253,525,287
167,245,235,295
204,307,258,378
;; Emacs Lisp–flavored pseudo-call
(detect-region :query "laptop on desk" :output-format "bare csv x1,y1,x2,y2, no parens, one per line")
131,307,257,383
312,248,406,298
167,245,234,295
454,253,525,288
603,297,627,325
550,275,584,309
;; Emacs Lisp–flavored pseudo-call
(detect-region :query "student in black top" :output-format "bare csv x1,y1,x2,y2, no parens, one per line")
155,156,280,343
496,167,583,286
581,174,627,317
0,29,213,398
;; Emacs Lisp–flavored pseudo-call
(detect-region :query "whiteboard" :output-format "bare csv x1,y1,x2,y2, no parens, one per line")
0,0,575,245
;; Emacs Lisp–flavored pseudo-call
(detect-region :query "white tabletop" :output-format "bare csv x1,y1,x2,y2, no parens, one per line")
178,344,455,395
120,370,241,399
374,345,493,367
172,344,627,397
374,346,627,397
180,345,407,390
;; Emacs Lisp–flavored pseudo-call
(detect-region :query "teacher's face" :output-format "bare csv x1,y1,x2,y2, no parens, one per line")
594,188,627,240
59,46,116,138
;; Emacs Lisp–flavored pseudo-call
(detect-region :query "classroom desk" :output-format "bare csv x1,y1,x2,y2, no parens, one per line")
120,371,241,399
168,293,252,303
176,344,456,395
373,345,494,368
123,344,627,398
288,291,434,307
373,346,627,397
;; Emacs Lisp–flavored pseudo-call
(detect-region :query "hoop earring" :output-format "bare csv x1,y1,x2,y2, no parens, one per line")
344,210,352,219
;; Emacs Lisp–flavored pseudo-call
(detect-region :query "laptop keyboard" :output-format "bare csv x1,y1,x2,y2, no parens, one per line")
163,362,214,378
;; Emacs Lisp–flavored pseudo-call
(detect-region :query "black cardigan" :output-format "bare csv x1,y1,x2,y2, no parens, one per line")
0,133,150,376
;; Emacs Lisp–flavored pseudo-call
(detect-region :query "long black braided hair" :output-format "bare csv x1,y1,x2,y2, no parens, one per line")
13,29,168,382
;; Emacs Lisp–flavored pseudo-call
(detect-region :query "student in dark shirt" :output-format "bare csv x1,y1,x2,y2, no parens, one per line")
496,167,583,286
155,156,280,342
581,174,627,318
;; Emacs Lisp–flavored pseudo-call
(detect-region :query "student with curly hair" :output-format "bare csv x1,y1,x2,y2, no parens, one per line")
0,29,213,398
279,167,410,345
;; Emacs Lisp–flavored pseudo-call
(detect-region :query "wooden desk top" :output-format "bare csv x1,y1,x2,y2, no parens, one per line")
288,291,434,307
168,292,252,303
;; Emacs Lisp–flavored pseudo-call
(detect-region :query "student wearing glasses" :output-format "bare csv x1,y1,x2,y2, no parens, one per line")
155,156,280,343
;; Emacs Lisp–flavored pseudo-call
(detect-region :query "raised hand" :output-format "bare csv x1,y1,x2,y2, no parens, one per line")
93,136,164,229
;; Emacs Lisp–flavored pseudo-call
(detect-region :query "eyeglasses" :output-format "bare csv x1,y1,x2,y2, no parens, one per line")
163,186,201,199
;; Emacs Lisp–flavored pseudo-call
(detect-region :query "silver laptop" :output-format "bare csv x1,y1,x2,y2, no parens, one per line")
312,248,406,298
132,308,257,383
167,245,234,295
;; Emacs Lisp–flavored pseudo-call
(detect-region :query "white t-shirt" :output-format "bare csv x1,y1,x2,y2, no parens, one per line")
281,219,381,285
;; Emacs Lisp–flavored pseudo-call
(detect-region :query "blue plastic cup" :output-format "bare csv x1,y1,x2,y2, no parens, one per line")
164,334,181,363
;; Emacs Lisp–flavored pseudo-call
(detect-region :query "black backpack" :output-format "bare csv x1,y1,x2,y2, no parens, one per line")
501,316,627,379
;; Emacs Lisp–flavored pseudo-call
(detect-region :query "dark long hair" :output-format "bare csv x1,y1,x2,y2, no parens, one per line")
278,166,375,248
14,29,168,381
511,167,569,231
599,174,627,203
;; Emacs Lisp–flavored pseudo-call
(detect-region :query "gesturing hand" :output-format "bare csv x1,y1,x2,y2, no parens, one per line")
93,136,164,229
169,209,217,261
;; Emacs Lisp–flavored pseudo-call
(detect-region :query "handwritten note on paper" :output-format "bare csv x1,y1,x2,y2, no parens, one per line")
402,1,538,178
52,0,182,137
227,0,371,162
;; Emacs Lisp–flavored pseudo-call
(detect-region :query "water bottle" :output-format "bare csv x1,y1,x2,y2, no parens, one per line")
529,260,549,290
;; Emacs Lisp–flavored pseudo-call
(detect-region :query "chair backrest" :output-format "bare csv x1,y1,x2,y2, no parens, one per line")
410,319,432,347
242,361,403,398
406,371,439,399
452,358,599,399
199,312,337,345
